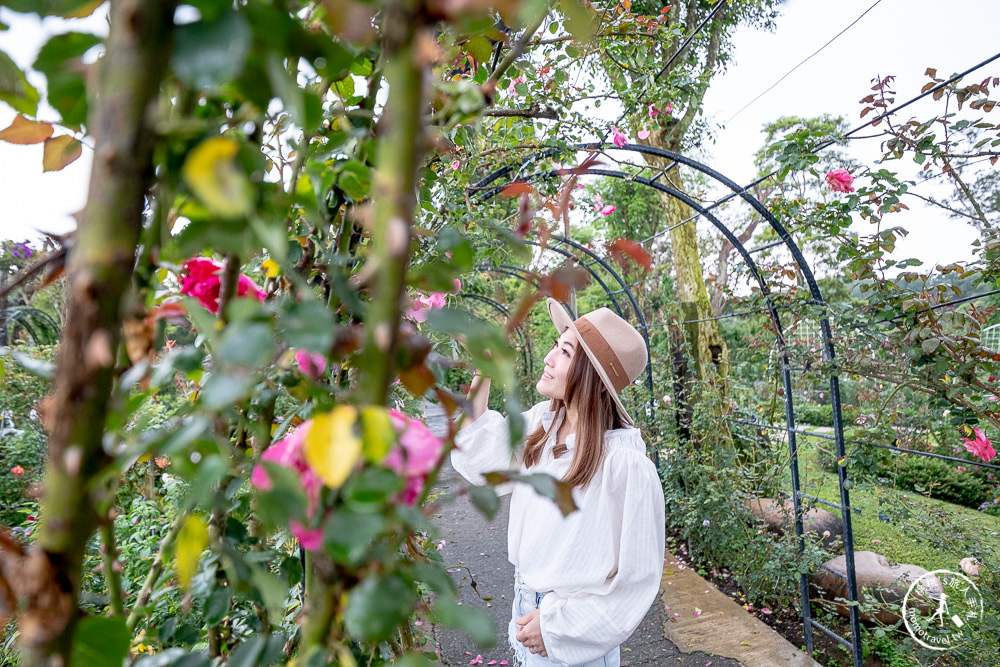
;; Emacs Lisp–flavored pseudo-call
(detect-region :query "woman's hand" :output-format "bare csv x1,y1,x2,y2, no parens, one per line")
515,609,548,658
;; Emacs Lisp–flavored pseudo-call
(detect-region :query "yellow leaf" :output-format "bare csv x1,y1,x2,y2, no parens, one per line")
360,405,395,463
42,135,82,172
305,405,362,488
261,259,280,278
0,115,53,144
181,136,253,218
64,0,105,18
176,515,209,590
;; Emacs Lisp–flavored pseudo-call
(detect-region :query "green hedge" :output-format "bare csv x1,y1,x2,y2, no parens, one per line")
796,403,858,428
892,454,994,509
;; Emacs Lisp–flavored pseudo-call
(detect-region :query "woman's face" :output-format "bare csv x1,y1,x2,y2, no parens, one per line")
537,329,577,401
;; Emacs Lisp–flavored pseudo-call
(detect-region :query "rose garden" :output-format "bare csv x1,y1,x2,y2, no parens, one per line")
0,1,998,666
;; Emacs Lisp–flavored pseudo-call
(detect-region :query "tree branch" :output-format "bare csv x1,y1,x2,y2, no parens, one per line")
21,1,177,664
485,7,549,90
484,106,559,120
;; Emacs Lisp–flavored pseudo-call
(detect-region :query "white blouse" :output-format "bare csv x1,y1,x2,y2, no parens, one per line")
451,401,666,666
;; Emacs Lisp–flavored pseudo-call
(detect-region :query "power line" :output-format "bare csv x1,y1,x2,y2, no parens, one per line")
691,50,1000,228
724,0,884,125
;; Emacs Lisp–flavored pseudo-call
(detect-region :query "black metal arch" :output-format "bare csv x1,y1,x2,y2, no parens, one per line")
459,292,535,377
469,143,863,666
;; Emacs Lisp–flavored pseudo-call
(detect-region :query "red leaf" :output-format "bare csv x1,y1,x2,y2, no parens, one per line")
608,239,652,271
500,181,535,199
0,115,54,145
513,193,533,239
150,302,188,321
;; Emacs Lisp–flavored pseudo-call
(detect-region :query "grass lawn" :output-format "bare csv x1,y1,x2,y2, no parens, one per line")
794,437,1000,570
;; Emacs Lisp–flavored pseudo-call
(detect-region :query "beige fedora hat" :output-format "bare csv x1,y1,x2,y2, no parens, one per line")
546,298,648,426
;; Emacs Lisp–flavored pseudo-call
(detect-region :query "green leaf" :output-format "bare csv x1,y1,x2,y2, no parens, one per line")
344,573,417,641
0,53,39,115
431,596,496,646
280,299,334,351
227,635,285,667
134,649,189,667
199,371,254,410
484,471,577,516
32,32,99,127
337,160,371,201
172,10,252,90
71,617,129,667
204,586,232,626
33,31,101,71
468,484,499,519
3,0,103,17
466,36,493,64
560,0,595,42
324,509,384,565
424,309,513,383
342,467,403,511
42,69,88,127
215,321,275,368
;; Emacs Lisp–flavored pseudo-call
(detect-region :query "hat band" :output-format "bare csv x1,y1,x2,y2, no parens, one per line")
576,318,628,393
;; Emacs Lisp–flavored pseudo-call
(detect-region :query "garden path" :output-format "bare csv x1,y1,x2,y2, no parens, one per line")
425,404,820,666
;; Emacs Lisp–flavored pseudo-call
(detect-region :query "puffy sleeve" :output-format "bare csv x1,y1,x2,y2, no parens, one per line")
537,443,666,665
450,401,549,491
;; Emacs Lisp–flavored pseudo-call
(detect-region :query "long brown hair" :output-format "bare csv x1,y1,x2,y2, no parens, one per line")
522,347,624,488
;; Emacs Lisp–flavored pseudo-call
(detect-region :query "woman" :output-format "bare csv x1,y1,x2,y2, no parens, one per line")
451,298,666,667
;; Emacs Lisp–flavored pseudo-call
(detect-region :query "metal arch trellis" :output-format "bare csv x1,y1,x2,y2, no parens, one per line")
458,292,535,377
468,142,866,666
472,240,657,430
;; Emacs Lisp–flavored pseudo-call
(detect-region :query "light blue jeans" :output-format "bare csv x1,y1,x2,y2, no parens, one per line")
509,574,620,667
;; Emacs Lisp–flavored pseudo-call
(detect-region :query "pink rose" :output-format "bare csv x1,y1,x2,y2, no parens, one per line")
962,427,996,462
295,349,327,379
648,104,659,118
611,126,627,148
637,128,651,140
252,422,324,549
180,257,266,314
600,205,615,216
10,465,24,477
384,410,444,506
420,293,447,310
291,522,323,551
507,76,526,95
825,168,855,193
406,291,449,323
664,102,673,114
385,410,442,477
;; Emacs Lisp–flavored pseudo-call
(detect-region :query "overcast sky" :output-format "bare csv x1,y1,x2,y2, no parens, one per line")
0,0,998,266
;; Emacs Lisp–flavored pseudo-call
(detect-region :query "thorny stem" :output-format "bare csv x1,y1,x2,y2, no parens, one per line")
356,0,428,406
125,508,187,632
100,520,125,619
20,1,177,664
486,7,550,90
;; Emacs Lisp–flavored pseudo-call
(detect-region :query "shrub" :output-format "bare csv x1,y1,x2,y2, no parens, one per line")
892,455,994,508
0,430,46,527
796,403,858,428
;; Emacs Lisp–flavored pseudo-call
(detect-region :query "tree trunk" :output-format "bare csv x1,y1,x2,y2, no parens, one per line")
645,134,729,385
17,2,176,664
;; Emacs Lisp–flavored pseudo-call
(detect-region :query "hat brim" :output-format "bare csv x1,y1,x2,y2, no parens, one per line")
546,298,635,426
